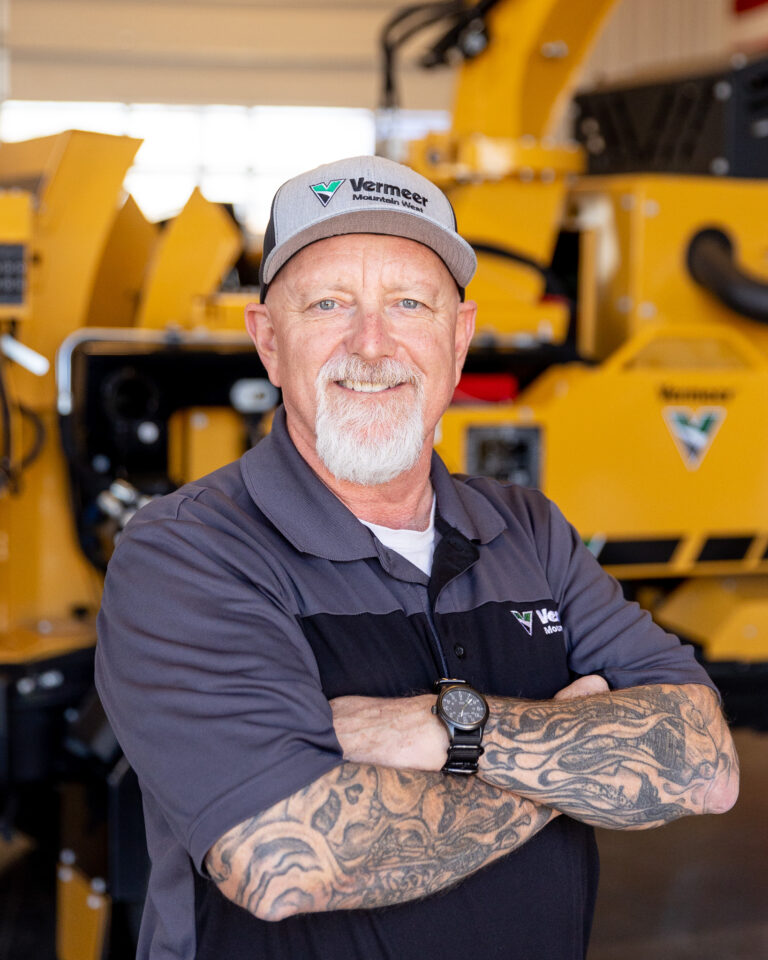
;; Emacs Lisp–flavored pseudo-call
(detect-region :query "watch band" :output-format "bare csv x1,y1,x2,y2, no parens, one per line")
443,727,485,774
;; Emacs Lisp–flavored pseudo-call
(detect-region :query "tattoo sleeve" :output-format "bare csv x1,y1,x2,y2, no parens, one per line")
479,683,739,829
205,763,556,921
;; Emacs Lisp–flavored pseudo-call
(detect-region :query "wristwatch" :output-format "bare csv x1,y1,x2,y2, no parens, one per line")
432,678,489,774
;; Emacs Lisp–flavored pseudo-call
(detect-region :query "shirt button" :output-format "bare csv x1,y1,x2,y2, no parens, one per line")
454,644,465,658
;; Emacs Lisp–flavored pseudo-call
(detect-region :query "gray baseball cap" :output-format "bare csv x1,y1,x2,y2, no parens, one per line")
259,155,477,301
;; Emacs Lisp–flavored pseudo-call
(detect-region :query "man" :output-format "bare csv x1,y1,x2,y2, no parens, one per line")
96,155,738,960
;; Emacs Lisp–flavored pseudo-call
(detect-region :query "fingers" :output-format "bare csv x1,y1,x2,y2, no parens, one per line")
553,674,610,701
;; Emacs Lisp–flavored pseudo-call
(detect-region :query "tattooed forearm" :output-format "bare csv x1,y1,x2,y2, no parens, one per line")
479,683,739,829
205,763,556,921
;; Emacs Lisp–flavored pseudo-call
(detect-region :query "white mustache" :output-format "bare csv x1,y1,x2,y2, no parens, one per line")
317,356,423,391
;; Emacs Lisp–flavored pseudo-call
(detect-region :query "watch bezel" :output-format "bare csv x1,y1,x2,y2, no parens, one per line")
437,684,489,731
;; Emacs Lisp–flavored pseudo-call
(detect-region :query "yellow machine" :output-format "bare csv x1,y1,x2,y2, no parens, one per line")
0,131,261,958
400,0,768,688
2,1,768,957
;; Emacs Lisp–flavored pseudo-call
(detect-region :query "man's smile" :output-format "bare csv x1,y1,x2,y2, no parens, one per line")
334,379,405,394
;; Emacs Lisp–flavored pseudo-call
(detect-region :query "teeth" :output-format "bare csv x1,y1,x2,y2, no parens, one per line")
338,380,394,393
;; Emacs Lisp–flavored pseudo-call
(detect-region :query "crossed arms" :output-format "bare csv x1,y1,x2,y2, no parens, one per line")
205,677,738,920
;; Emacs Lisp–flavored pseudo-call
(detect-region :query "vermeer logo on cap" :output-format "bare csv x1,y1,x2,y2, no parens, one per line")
310,179,345,207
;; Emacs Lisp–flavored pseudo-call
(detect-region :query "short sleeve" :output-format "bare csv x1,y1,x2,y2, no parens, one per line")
541,500,718,694
95,496,343,873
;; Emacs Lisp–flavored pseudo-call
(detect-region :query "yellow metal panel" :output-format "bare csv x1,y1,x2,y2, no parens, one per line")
452,0,618,139
570,175,768,360
0,131,141,408
437,323,768,579
56,861,110,960
0,407,101,634
202,292,255,332
0,623,96,666
655,577,768,662
136,188,242,329
576,224,598,357
455,177,568,283
0,131,64,185
167,406,245,486
87,194,158,328
534,327,768,543
409,132,584,185
444,177,572,344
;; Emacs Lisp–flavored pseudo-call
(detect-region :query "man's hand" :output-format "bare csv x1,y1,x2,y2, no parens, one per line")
330,692,446,770
330,675,609,770
553,674,610,700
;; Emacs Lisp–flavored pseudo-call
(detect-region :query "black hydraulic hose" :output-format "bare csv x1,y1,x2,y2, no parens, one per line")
380,3,463,109
18,404,46,470
687,227,768,324
469,240,568,298
378,0,503,110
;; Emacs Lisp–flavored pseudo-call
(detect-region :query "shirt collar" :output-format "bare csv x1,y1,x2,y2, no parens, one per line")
239,405,506,559
429,455,506,544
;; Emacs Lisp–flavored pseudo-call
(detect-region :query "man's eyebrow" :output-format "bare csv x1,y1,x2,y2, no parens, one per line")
289,279,350,298
388,283,446,301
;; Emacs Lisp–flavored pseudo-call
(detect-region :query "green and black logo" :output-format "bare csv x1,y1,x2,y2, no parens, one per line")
310,179,345,207
511,610,533,636
663,406,725,470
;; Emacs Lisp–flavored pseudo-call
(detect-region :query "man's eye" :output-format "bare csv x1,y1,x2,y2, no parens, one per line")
316,299,337,311
400,298,421,309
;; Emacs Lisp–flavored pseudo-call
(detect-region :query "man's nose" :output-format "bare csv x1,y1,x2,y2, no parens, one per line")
346,306,397,359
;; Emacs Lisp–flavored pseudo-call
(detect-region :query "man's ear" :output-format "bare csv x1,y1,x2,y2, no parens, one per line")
453,299,477,384
245,301,281,388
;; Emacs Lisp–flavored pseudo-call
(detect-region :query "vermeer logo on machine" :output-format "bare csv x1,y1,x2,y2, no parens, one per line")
663,406,725,470
511,608,562,636
309,179,345,207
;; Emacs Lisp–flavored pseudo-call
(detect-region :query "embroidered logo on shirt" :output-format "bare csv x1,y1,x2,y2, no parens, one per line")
512,607,563,636
535,607,563,635
511,610,533,635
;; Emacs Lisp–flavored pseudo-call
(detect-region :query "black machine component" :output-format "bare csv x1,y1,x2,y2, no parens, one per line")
465,424,541,488
0,647,96,834
0,355,46,494
64,695,150,912
687,227,768,323
0,244,25,305
596,538,681,566
575,55,768,178
379,0,503,110
57,332,274,570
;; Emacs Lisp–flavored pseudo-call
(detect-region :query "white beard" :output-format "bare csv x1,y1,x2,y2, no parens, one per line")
315,356,425,486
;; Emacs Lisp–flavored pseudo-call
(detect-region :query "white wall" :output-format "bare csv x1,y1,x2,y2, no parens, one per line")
2,0,768,110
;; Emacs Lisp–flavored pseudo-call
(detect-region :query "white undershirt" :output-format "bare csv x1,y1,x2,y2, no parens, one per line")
359,495,436,576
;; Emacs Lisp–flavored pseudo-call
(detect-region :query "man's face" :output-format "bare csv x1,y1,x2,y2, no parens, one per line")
246,233,476,484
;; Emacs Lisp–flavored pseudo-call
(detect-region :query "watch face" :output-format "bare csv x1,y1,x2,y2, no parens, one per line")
440,687,487,728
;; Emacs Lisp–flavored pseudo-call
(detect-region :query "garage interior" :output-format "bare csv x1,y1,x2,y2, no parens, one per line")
0,0,767,957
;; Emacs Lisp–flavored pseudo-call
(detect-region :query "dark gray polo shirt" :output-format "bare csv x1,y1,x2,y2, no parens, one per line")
96,406,716,960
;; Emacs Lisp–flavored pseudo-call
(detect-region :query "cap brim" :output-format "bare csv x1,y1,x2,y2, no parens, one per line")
261,208,477,291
